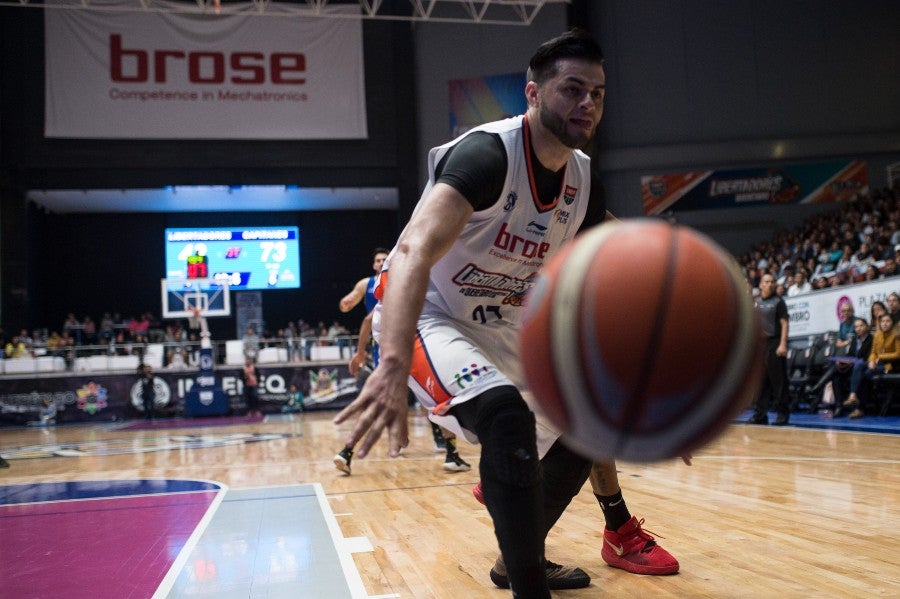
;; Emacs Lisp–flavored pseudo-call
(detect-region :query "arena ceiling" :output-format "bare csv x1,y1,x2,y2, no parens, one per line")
3,0,569,26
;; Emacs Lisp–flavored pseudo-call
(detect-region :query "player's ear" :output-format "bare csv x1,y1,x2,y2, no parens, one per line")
525,80,540,107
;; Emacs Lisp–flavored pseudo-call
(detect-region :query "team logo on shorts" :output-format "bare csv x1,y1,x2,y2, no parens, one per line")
453,363,492,390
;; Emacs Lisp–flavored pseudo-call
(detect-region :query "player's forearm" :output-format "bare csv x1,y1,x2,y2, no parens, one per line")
375,247,430,376
356,313,373,355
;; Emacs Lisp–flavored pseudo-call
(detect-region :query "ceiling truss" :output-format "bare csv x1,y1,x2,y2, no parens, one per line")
2,0,569,25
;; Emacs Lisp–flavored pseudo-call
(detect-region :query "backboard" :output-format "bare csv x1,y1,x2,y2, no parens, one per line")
161,278,230,319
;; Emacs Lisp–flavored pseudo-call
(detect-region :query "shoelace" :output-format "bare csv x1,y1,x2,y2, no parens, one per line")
634,518,665,554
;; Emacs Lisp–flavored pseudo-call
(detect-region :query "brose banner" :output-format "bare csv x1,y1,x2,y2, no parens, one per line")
44,2,367,139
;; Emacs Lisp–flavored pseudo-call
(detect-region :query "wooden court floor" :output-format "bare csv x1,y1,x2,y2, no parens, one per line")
1,408,898,598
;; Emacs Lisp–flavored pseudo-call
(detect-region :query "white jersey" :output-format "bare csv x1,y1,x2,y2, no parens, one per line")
387,114,591,332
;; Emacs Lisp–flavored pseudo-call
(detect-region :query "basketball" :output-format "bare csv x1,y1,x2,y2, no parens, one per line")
519,219,763,462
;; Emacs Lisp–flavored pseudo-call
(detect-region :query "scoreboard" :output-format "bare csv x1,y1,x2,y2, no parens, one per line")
165,227,301,290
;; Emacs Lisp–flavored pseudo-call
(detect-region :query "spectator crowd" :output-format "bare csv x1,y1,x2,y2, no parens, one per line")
740,184,900,297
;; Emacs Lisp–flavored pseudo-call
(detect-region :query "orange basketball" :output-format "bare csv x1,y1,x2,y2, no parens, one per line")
519,219,763,462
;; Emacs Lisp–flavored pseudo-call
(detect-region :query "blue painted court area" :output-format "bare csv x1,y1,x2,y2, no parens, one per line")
0,480,368,599
738,409,900,435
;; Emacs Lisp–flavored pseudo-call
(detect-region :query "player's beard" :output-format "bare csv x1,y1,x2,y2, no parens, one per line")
539,103,593,149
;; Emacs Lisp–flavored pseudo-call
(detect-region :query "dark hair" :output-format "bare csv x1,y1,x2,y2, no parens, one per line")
527,28,604,85
373,247,390,258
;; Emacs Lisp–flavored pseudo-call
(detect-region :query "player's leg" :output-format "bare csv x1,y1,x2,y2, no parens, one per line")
537,437,592,535
439,426,471,472
749,344,775,423
449,388,549,598
430,420,447,450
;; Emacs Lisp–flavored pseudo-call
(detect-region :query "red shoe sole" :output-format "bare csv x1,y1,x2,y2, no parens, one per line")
472,482,484,505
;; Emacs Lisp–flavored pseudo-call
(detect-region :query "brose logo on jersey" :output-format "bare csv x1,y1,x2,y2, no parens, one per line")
494,222,550,259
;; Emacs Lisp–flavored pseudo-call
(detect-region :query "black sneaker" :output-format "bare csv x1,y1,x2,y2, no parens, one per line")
334,447,353,475
442,451,471,472
0,455,9,468
746,415,768,425
772,413,790,426
489,555,590,590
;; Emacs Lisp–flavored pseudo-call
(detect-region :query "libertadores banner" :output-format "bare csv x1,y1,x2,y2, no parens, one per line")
44,3,367,139
642,160,868,215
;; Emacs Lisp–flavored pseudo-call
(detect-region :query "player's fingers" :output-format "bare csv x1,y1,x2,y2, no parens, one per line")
333,394,367,424
356,410,388,458
387,416,409,457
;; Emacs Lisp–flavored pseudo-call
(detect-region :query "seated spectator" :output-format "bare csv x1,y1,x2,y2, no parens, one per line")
167,348,187,369
63,313,80,335
816,318,872,413
887,292,900,325
843,312,900,418
100,312,115,342
851,242,875,275
282,384,305,413
834,303,856,348
834,244,855,274
242,325,260,360
870,301,888,330
39,398,57,426
82,316,97,345
787,269,812,296
126,315,141,339
883,256,900,278
4,336,29,359
811,276,830,291
861,264,879,282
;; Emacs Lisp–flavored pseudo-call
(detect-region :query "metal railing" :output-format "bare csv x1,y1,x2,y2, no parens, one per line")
0,336,362,375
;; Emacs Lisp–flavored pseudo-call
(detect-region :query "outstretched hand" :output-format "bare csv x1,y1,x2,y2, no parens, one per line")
348,350,367,378
334,363,410,458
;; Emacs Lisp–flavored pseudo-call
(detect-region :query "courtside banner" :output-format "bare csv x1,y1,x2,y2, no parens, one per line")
44,3,367,139
642,160,868,215
785,277,899,338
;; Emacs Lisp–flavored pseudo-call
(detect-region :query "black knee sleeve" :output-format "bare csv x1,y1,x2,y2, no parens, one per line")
467,386,541,488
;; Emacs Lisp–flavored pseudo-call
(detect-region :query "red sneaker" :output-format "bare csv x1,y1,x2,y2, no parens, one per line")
473,481,484,505
601,516,679,575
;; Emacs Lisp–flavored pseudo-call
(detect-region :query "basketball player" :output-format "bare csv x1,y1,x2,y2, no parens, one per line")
336,250,471,474
336,30,675,597
338,247,390,316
